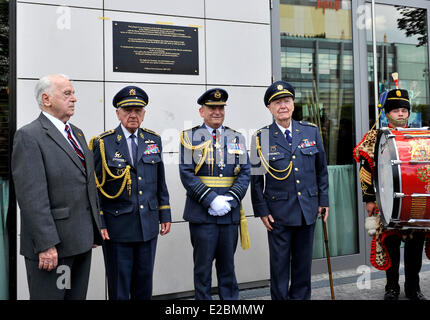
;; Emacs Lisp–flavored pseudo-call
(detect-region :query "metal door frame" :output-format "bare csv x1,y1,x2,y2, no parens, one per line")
271,0,430,277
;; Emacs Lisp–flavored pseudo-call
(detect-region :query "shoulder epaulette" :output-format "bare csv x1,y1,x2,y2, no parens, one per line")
253,129,262,137
225,126,239,133
253,126,269,137
89,129,115,150
97,129,115,140
353,129,378,163
141,127,160,137
299,120,317,127
182,125,200,133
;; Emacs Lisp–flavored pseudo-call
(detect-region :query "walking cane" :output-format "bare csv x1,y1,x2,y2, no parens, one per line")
321,208,335,300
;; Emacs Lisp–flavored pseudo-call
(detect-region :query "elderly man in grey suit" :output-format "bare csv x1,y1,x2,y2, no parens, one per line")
12,74,104,300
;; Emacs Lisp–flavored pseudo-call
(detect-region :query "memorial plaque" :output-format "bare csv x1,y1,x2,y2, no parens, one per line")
113,21,199,75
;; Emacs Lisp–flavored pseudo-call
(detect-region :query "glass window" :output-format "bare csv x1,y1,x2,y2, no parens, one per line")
366,4,430,128
280,0,358,259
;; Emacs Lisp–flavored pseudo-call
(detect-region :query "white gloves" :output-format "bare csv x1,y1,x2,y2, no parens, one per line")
365,216,377,236
209,195,234,216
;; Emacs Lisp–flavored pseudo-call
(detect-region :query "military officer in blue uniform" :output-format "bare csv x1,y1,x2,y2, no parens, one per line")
91,86,171,300
250,81,329,300
179,88,251,300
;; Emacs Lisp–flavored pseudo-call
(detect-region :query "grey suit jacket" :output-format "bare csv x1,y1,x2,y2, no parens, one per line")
12,112,103,260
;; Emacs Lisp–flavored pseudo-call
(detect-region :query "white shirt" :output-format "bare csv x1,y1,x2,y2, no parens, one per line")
204,123,224,136
42,111,83,151
275,121,292,141
121,124,138,165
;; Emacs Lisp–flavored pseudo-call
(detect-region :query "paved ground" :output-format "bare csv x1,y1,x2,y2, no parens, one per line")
218,258,430,300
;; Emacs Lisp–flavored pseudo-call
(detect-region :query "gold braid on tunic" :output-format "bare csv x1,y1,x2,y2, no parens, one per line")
180,130,213,175
89,134,132,199
255,132,293,181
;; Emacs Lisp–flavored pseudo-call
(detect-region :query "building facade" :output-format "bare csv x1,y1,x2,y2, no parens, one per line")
1,0,430,299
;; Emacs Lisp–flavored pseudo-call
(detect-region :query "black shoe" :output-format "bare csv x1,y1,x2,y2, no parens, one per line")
384,289,399,300
406,291,427,300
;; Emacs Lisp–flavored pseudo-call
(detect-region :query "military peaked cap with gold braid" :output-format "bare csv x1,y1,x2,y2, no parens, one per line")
264,80,295,106
112,85,148,108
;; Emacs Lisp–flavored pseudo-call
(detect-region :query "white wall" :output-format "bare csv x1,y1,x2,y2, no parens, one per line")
16,0,273,298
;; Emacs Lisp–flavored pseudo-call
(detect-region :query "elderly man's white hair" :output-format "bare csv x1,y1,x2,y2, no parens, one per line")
34,74,70,108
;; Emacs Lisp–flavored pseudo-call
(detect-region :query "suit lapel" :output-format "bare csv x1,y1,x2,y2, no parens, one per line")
70,123,90,174
39,113,86,175
193,123,212,146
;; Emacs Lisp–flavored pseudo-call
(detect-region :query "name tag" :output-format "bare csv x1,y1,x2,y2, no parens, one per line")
112,151,126,162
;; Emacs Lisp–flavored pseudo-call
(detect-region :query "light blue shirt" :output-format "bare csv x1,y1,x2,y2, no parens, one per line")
121,124,138,165
204,123,224,136
275,121,292,141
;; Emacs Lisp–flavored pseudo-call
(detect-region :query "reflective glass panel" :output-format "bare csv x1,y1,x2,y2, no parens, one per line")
280,0,358,258
366,4,430,128
0,0,8,300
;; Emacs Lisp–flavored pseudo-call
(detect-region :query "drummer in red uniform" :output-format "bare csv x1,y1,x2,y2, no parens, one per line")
353,86,427,300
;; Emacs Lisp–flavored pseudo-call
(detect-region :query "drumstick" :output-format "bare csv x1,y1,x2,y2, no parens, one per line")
392,72,399,89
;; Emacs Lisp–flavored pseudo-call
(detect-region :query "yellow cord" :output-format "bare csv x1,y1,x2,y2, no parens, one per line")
256,135,293,181
239,204,250,250
370,108,384,131
180,131,212,175
91,138,132,199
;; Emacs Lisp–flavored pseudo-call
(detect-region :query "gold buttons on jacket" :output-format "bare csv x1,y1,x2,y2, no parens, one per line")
296,180,300,184
292,155,296,159
138,176,142,180
139,191,143,195
298,192,301,196
140,205,144,209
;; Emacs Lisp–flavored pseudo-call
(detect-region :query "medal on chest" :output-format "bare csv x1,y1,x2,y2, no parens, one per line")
214,136,225,170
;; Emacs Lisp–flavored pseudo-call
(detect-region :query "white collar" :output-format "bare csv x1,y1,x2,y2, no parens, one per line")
204,123,224,135
120,123,138,139
275,121,292,135
42,111,70,133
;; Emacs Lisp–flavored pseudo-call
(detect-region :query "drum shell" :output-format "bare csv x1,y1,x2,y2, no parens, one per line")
374,128,430,229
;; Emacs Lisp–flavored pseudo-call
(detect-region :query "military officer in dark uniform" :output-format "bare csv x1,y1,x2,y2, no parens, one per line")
250,81,329,300
91,86,171,300
179,88,251,300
